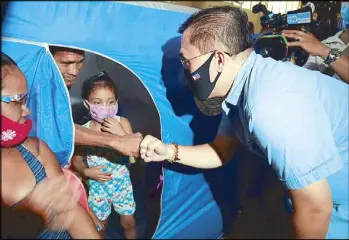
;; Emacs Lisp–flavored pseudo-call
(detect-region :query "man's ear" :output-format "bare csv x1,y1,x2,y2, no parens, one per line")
215,51,225,73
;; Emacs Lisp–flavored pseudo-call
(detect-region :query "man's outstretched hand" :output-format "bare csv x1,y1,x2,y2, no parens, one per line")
109,132,143,157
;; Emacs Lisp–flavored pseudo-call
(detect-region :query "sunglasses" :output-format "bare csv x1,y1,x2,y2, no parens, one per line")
1,92,29,107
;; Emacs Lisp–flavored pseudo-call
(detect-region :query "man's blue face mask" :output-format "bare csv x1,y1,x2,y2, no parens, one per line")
341,2,349,29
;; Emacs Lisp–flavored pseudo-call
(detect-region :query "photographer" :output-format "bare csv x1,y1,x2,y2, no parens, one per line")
283,29,349,84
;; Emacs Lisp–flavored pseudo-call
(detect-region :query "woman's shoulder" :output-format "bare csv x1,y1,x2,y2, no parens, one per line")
22,137,53,159
22,137,40,157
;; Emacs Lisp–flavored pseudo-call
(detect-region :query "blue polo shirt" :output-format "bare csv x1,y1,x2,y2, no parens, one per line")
218,51,349,238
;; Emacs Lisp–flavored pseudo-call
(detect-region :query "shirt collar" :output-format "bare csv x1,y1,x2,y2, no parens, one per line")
223,50,257,106
323,30,347,46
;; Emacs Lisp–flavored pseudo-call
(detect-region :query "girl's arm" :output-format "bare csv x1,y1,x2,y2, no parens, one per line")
71,146,112,182
120,117,133,134
120,118,136,163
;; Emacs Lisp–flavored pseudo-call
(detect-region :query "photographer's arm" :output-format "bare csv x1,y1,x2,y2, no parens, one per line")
325,54,349,84
283,30,349,84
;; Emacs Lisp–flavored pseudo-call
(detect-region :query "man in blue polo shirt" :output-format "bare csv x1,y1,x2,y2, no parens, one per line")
139,6,348,239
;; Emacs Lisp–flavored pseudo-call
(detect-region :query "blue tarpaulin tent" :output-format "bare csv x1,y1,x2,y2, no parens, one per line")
2,1,239,238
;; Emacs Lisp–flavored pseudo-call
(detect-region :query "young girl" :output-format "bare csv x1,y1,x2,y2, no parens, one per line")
72,71,136,239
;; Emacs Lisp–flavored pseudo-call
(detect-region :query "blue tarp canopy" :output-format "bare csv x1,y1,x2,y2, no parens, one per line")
2,2,238,238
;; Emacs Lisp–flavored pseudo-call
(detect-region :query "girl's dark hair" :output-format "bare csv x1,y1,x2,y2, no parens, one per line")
82,71,118,100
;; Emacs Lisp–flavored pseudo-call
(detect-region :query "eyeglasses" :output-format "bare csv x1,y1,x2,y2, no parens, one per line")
1,92,29,107
179,50,233,69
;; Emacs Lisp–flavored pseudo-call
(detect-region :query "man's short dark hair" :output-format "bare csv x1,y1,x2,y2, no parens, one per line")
178,6,253,55
49,46,85,56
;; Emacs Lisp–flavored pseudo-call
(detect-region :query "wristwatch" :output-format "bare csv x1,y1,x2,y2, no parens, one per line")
324,48,341,65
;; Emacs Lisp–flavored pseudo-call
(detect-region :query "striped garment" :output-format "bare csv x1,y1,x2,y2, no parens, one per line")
16,144,71,239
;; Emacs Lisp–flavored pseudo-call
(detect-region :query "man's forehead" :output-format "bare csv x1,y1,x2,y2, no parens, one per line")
180,34,203,59
179,32,192,58
54,50,84,61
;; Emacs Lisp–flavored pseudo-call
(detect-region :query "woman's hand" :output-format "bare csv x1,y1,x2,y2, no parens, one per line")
83,166,113,182
20,175,80,231
282,30,330,58
101,117,127,136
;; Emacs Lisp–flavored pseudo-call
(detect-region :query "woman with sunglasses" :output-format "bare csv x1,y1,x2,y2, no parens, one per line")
1,52,101,239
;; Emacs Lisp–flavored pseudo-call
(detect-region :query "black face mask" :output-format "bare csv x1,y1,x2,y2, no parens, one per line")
185,52,222,101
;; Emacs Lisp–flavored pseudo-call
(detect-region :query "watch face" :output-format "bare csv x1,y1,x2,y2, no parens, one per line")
332,49,341,56
326,48,341,64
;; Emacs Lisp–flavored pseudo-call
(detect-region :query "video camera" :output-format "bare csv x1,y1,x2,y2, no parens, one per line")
252,2,314,66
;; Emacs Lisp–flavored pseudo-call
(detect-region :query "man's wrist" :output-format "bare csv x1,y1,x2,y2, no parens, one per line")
320,46,331,60
108,134,121,149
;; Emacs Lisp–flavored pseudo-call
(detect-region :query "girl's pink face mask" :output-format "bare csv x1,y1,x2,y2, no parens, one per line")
85,101,118,123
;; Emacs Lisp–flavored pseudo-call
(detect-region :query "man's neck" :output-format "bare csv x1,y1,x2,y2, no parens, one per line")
221,48,253,97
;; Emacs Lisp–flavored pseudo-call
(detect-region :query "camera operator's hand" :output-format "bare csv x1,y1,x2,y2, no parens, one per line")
282,30,330,59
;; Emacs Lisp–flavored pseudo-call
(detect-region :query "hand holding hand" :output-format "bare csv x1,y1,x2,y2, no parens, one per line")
282,30,330,58
101,117,127,136
140,135,172,162
83,166,113,182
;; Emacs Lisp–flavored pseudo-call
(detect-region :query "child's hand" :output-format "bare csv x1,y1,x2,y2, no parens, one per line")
95,219,105,232
101,117,127,136
89,211,105,231
83,166,113,182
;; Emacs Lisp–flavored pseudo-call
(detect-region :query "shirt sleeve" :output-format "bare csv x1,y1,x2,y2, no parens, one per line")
251,92,343,190
303,55,329,73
